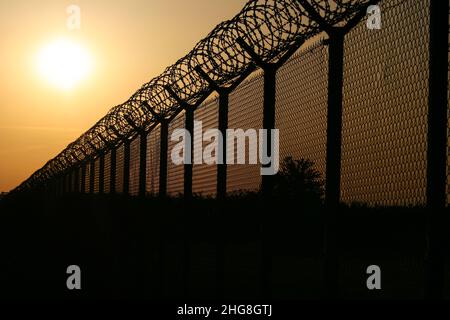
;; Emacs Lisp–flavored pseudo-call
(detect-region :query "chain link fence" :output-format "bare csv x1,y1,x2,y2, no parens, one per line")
12,0,448,208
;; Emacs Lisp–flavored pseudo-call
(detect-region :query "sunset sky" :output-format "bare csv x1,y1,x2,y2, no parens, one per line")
0,0,247,192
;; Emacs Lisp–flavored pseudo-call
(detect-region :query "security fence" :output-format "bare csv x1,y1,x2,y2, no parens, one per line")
9,0,448,210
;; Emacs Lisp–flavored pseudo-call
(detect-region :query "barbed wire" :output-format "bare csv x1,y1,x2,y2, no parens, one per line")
13,0,376,194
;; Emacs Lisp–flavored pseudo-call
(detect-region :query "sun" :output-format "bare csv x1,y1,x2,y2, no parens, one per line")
36,38,92,90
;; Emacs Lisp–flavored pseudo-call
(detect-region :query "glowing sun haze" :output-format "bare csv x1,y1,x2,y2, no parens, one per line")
36,38,93,90
0,0,247,192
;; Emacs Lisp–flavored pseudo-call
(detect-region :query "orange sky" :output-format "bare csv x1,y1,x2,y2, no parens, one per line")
0,0,247,192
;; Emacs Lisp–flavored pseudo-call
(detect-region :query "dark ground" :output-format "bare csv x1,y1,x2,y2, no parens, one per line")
0,192,449,300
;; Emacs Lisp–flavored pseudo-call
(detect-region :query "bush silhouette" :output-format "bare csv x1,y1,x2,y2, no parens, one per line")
272,157,324,205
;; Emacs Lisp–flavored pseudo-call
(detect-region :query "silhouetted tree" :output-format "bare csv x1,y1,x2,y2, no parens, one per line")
272,157,324,205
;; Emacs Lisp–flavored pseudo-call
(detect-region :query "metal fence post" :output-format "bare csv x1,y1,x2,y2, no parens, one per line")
159,121,169,197
217,90,229,200
80,162,86,194
74,166,80,193
184,107,194,199
123,139,131,195
194,67,233,200
99,153,105,194
139,132,148,197
89,158,95,194
110,148,117,195
322,29,345,299
236,36,304,298
425,0,449,299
